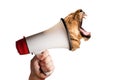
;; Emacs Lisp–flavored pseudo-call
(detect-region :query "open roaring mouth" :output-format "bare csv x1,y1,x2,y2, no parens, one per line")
80,26,91,39
79,13,91,39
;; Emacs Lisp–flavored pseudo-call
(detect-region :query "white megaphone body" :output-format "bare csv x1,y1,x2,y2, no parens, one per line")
16,18,72,55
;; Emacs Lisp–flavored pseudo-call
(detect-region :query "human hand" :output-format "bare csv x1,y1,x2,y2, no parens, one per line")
29,50,54,80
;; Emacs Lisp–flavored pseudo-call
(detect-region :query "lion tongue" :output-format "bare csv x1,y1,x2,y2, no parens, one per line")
80,28,91,36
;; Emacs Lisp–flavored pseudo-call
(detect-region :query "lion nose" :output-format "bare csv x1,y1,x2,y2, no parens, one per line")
80,9,83,12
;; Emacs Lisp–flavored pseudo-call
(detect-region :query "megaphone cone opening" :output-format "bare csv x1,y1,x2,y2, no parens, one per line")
61,18,72,50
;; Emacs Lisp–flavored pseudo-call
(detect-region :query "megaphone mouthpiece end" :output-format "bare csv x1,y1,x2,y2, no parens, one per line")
16,37,29,55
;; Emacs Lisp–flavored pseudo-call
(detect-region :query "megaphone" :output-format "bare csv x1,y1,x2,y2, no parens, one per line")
16,18,72,55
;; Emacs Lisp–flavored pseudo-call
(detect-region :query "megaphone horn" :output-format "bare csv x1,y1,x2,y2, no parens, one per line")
16,18,72,55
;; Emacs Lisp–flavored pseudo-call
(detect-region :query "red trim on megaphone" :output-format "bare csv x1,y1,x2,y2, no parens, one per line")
16,37,30,55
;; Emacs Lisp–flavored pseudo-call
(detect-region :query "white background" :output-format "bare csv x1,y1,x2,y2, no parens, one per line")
0,0,120,80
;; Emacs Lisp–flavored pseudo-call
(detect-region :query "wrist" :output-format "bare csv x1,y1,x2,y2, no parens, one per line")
29,73,45,80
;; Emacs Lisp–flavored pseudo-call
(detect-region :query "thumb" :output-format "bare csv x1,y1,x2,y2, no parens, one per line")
36,50,49,60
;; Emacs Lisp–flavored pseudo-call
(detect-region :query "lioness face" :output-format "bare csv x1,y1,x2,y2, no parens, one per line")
64,9,91,50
